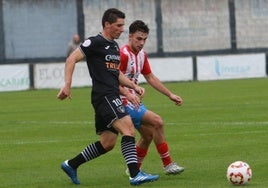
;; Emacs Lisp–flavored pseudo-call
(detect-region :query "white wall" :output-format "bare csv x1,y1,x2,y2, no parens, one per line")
0,54,266,92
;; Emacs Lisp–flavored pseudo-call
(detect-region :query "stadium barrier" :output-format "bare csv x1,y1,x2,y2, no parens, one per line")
0,53,266,92
197,53,266,81
0,64,30,92
33,62,91,89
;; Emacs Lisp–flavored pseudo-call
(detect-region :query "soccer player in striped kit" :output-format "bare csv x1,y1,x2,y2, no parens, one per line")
120,20,185,175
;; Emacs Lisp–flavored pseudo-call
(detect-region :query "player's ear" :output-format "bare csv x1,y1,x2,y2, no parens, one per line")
104,21,111,28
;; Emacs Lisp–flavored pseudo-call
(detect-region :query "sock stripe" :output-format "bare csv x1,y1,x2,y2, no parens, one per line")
121,136,137,164
160,151,170,159
82,142,101,161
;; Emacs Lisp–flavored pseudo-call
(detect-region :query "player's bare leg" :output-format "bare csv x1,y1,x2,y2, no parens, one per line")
137,110,185,174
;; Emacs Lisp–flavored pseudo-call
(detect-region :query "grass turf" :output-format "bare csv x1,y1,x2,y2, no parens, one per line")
0,78,267,187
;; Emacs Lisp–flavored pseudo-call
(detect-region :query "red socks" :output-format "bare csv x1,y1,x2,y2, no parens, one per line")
136,146,147,169
136,142,172,168
156,142,172,167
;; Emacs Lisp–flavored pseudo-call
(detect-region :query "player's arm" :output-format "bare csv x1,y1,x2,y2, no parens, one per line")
119,85,141,109
57,48,84,100
119,71,145,98
144,73,183,106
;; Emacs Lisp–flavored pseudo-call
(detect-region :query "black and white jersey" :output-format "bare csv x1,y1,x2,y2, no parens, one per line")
80,34,121,103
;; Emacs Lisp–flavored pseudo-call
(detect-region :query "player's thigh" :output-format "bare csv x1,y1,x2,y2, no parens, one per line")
125,103,146,129
142,110,163,127
112,115,135,136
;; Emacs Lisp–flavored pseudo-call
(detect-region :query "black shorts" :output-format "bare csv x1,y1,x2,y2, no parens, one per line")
93,94,128,135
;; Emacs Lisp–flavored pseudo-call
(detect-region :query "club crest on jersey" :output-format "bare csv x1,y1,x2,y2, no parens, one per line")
82,39,91,47
117,106,125,113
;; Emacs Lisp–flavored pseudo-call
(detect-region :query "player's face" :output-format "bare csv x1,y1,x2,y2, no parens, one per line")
129,31,148,53
106,18,125,39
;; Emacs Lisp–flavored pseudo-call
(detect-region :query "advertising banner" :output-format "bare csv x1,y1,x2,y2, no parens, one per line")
197,53,266,81
34,62,91,89
0,64,30,92
34,58,193,89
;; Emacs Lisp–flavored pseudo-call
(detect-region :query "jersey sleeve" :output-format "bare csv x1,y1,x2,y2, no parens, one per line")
119,49,128,73
141,53,152,75
80,38,94,57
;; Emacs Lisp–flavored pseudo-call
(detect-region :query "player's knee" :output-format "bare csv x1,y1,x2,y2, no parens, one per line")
102,142,116,151
119,129,135,137
121,125,135,136
100,136,117,151
152,115,164,129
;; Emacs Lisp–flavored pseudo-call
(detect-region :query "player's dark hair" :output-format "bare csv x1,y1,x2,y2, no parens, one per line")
102,8,125,28
129,20,149,34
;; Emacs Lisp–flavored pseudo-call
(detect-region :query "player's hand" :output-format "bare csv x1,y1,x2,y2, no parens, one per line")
134,85,145,99
57,85,72,100
169,93,183,106
125,92,141,110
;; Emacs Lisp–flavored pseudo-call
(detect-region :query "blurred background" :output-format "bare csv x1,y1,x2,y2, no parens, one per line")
1,0,268,63
0,0,268,91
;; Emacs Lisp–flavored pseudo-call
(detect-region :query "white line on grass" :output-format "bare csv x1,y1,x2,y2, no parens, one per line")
4,120,268,126
17,120,94,125
1,121,267,146
0,138,88,146
166,121,268,126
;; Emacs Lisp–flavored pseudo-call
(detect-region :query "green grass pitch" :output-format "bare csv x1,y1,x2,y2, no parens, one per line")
0,78,267,188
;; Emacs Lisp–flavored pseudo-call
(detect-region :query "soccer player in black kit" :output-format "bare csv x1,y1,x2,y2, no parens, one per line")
57,8,159,186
